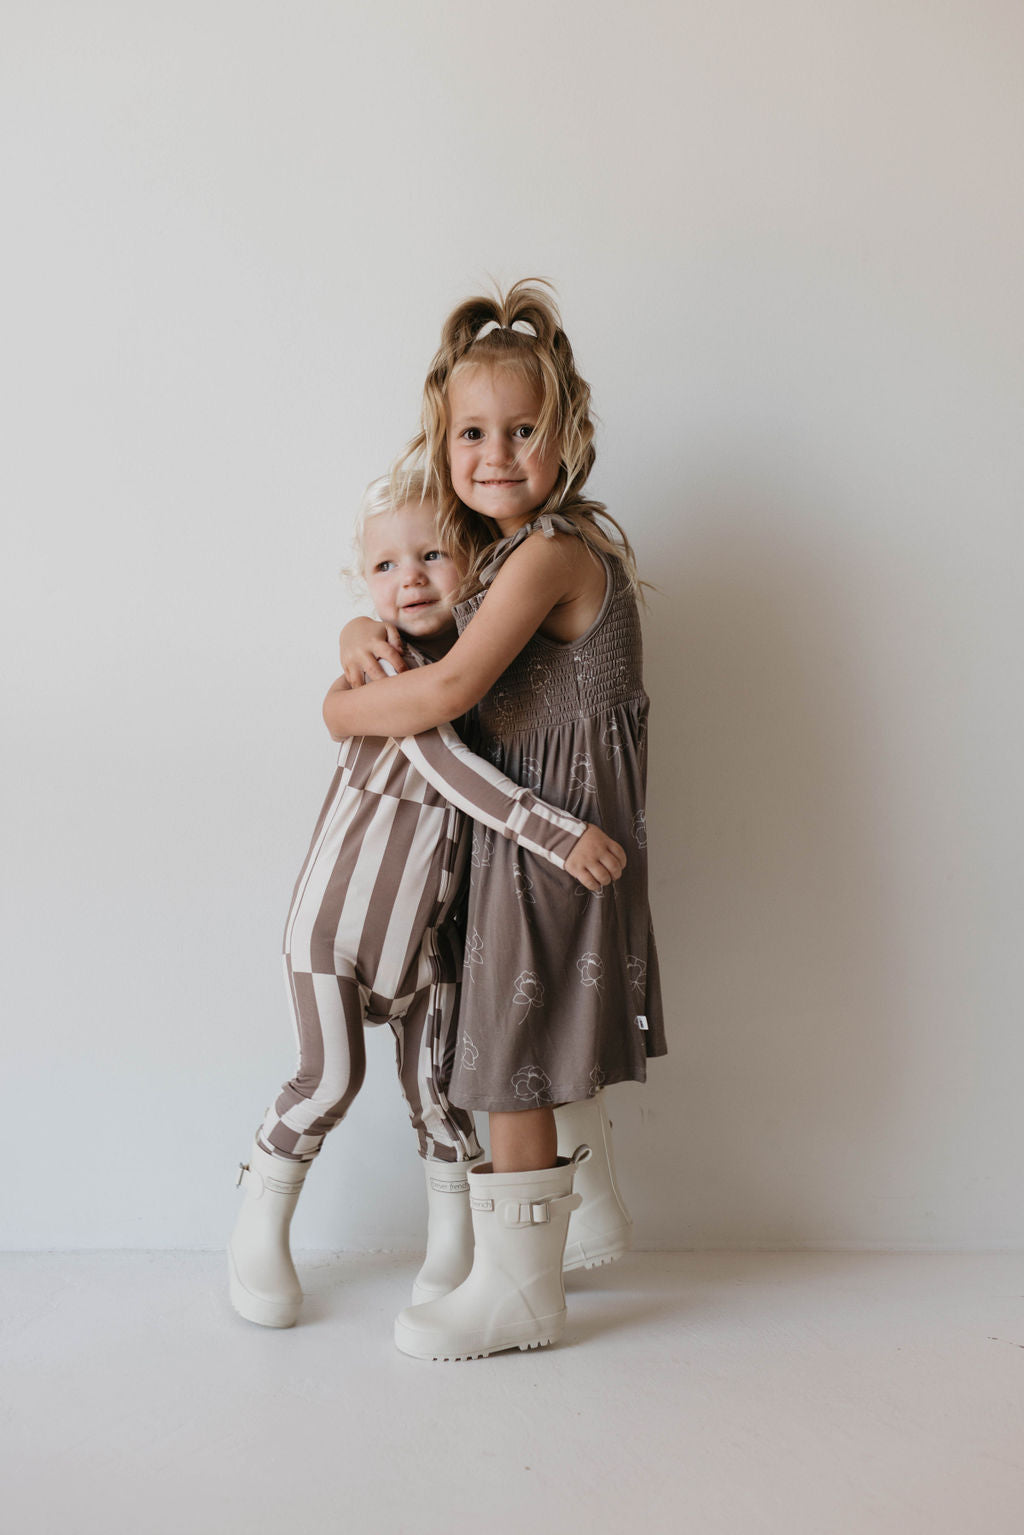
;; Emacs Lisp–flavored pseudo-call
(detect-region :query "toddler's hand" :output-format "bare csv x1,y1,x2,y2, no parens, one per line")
565,825,627,892
339,618,407,687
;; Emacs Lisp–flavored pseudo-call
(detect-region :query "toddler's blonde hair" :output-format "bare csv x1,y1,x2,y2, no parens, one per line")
343,468,492,610
343,470,424,604
392,279,639,599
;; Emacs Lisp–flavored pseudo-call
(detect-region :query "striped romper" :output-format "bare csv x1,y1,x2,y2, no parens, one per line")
257,652,587,1165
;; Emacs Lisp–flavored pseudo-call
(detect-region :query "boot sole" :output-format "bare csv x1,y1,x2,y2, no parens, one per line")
227,1249,300,1329
393,1311,566,1361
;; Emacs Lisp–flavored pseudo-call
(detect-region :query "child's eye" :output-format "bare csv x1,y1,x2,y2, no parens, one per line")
460,427,483,441
424,549,447,562
515,424,535,439
373,560,395,573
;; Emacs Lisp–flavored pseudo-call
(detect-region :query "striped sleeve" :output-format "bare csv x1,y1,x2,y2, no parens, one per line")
399,724,586,870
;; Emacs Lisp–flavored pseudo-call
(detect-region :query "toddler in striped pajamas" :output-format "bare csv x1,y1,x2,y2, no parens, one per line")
229,472,626,1330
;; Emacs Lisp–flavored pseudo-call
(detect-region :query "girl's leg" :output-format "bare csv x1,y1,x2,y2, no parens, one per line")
391,1052,588,1359
392,1149,587,1360
490,1099,633,1264
490,1106,557,1172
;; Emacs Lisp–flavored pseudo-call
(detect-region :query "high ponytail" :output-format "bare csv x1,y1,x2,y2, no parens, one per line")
392,279,640,599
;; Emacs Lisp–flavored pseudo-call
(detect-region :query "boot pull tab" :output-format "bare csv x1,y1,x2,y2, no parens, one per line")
570,1143,593,1167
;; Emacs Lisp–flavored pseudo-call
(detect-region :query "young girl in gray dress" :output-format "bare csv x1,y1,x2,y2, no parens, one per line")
327,280,664,1360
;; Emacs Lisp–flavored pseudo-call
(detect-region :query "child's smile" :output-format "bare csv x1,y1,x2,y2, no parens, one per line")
363,502,460,655
447,365,560,533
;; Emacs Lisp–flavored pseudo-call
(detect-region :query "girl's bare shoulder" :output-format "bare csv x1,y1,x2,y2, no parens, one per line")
506,526,591,577
507,529,606,639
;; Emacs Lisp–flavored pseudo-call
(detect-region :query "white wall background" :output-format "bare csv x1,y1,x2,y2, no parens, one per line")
2,1,1022,1252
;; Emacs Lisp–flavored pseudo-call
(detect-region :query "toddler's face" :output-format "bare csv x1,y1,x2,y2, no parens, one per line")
362,502,461,646
447,364,560,533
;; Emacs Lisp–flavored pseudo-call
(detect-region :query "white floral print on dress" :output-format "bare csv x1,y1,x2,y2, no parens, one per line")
489,687,515,729
578,652,624,690
520,756,542,790
577,952,604,990
588,1065,607,1097
569,752,596,796
512,970,545,1011
460,1035,479,1071
626,954,647,995
471,825,494,869
632,809,648,849
528,660,551,694
574,652,597,688
603,718,623,777
513,866,536,904
465,928,484,982
511,1065,554,1107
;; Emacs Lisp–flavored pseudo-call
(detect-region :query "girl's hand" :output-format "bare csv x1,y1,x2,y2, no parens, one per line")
339,617,407,687
564,825,627,892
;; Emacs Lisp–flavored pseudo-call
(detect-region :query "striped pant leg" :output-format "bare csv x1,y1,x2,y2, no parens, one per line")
390,974,481,1164
257,963,367,1162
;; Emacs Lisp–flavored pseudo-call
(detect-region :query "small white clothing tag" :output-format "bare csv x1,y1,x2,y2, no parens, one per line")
636,1015,649,1030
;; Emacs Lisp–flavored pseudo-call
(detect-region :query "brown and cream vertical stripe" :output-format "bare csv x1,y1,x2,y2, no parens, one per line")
258,706,587,1164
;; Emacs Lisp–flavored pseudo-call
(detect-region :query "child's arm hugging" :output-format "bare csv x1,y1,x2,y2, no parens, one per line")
322,670,625,894
400,724,625,893
325,532,581,739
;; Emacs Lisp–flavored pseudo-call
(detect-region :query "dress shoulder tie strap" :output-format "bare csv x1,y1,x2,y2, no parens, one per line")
477,513,585,587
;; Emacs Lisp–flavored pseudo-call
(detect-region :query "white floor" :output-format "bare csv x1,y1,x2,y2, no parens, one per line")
4,1251,1024,1534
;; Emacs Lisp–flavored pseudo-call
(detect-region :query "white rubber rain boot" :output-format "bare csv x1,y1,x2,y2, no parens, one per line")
228,1141,311,1328
411,1155,483,1305
393,1148,589,1361
555,1093,633,1271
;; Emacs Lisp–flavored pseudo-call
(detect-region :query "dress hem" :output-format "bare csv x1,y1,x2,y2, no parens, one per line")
447,1060,665,1114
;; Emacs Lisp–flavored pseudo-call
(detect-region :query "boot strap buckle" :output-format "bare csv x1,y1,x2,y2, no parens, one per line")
504,1200,551,1227
501,1192,581,1227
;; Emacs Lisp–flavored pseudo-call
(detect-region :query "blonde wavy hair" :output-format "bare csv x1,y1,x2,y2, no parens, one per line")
391,279,639,600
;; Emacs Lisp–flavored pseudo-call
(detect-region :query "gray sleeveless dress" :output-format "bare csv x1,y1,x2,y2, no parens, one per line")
447,513,666,1113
